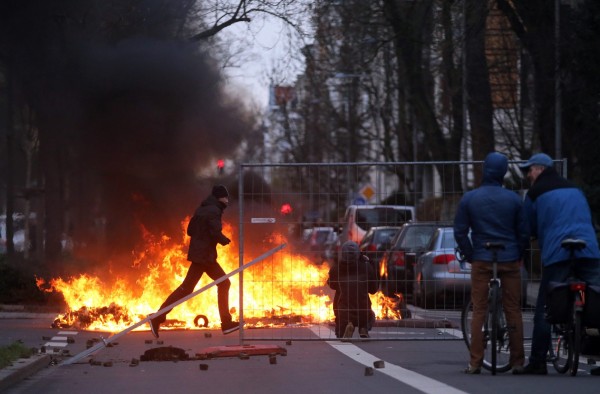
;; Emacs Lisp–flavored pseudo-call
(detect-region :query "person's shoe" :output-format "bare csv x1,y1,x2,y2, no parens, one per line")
149,318,160,339
359,327,369,338
464,365,481,374
591,367,600,376
511,365,523,374
221,321,241,335
512,363,547,375
341,323,354,341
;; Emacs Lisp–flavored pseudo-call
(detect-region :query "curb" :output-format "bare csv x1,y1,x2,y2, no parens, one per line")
0,354,52,392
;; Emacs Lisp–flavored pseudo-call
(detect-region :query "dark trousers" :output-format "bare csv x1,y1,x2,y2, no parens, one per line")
154,260,232,325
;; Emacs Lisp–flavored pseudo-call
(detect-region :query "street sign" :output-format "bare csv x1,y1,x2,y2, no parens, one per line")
359,184,375,201
352,197,367,205
251,218,276,224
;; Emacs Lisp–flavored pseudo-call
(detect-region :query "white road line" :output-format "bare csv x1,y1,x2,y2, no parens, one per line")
44,331,79,348
45,342,68,347
310,326,468,394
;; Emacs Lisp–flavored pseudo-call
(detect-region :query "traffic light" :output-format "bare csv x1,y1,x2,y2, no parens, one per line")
217,159,224,175
280,203,292,215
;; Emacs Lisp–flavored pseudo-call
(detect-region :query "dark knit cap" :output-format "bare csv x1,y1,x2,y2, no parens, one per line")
212,184,229,199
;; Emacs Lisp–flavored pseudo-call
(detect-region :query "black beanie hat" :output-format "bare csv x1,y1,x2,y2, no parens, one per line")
212,184,229,199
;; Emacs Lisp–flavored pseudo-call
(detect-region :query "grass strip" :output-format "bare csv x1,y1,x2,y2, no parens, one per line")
0,341,35,369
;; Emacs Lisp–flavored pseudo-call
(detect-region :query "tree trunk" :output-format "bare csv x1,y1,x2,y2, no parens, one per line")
465,0,494,183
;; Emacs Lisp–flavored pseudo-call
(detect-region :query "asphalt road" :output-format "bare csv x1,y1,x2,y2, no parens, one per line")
2,305,600,394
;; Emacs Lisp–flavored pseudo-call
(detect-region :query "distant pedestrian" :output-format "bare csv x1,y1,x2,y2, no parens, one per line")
328,241,378,339
149,184,240,337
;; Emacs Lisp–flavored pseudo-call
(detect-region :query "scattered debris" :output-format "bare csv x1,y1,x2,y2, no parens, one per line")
269,354,277,365
364,367,374,376
199,363,209,370
196,344,287,359
373,360,385,369
140,346,189,362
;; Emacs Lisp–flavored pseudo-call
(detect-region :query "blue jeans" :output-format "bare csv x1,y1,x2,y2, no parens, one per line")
529,258,600,365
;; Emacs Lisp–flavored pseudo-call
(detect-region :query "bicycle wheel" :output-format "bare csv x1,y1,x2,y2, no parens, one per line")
571,311,582,376
490,285,499,374
551,325,572,374
461,298,511,373
461,300,474,350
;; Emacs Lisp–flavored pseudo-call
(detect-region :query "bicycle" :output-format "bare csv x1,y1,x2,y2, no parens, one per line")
461,242,511,375
546,238,588,376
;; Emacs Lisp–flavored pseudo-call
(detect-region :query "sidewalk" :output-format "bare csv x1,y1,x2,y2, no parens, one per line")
0,354,52,392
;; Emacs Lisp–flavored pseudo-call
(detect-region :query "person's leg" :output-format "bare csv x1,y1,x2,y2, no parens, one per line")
528,262,570,365
154,263,205,324
204,260,233,324
469,261,492,369
498,261,524,368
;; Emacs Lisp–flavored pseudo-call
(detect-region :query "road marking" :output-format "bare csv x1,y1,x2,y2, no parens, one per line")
311,326,468,394
44,332,78,349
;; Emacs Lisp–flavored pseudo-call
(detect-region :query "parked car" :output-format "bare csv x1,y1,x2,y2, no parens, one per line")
413,226,470,308
379,222,446,298
413,227,529,309
339,205,415,244
307,226,335,264
358,226,402,273
321,230,339,264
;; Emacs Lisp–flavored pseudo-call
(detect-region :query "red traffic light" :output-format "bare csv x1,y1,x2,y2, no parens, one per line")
217,159,225,169
280,203,292,215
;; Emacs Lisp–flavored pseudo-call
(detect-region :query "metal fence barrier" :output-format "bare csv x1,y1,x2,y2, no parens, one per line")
234,160,565,342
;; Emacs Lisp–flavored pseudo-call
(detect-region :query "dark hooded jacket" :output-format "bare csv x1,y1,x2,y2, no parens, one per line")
186,194,230,263
454,152,529,263
328,241,378,325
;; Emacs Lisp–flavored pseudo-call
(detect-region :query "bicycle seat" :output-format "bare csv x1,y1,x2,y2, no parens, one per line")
561,238,587,251
484,242,505,251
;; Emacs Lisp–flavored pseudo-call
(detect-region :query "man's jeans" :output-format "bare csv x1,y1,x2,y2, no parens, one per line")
529,259,600,365
470,261,524,368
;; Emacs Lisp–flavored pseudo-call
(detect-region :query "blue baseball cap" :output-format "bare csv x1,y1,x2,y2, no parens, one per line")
518,153,554,169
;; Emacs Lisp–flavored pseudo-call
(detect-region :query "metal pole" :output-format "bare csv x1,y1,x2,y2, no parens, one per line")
555,0,561,160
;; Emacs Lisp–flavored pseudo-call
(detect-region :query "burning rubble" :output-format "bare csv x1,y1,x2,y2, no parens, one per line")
37,219,403,333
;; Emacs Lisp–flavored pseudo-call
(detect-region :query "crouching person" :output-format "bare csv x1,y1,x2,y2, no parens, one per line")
328,241,378,339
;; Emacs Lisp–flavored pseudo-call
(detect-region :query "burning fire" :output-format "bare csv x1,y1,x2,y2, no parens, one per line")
37,219,401,332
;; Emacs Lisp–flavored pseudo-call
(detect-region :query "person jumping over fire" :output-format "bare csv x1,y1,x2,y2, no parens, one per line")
149,184,240,337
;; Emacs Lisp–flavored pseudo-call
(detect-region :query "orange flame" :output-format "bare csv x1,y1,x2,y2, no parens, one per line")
38,218,400,332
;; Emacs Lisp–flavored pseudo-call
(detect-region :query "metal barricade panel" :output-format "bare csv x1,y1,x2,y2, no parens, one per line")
235,160,559,342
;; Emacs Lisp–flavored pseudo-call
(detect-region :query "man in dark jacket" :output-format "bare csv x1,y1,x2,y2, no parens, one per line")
514,153,600,375
454,152,529,374
149,184,240,337
328,241,378,339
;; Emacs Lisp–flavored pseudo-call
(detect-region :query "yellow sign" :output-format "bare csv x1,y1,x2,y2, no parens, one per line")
360,184,375,201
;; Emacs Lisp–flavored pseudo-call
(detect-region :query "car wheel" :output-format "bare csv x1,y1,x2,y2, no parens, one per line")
417,278,428,309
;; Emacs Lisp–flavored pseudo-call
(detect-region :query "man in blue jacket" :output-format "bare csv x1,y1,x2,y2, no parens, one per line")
514,153,600,375
454,152,529,374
